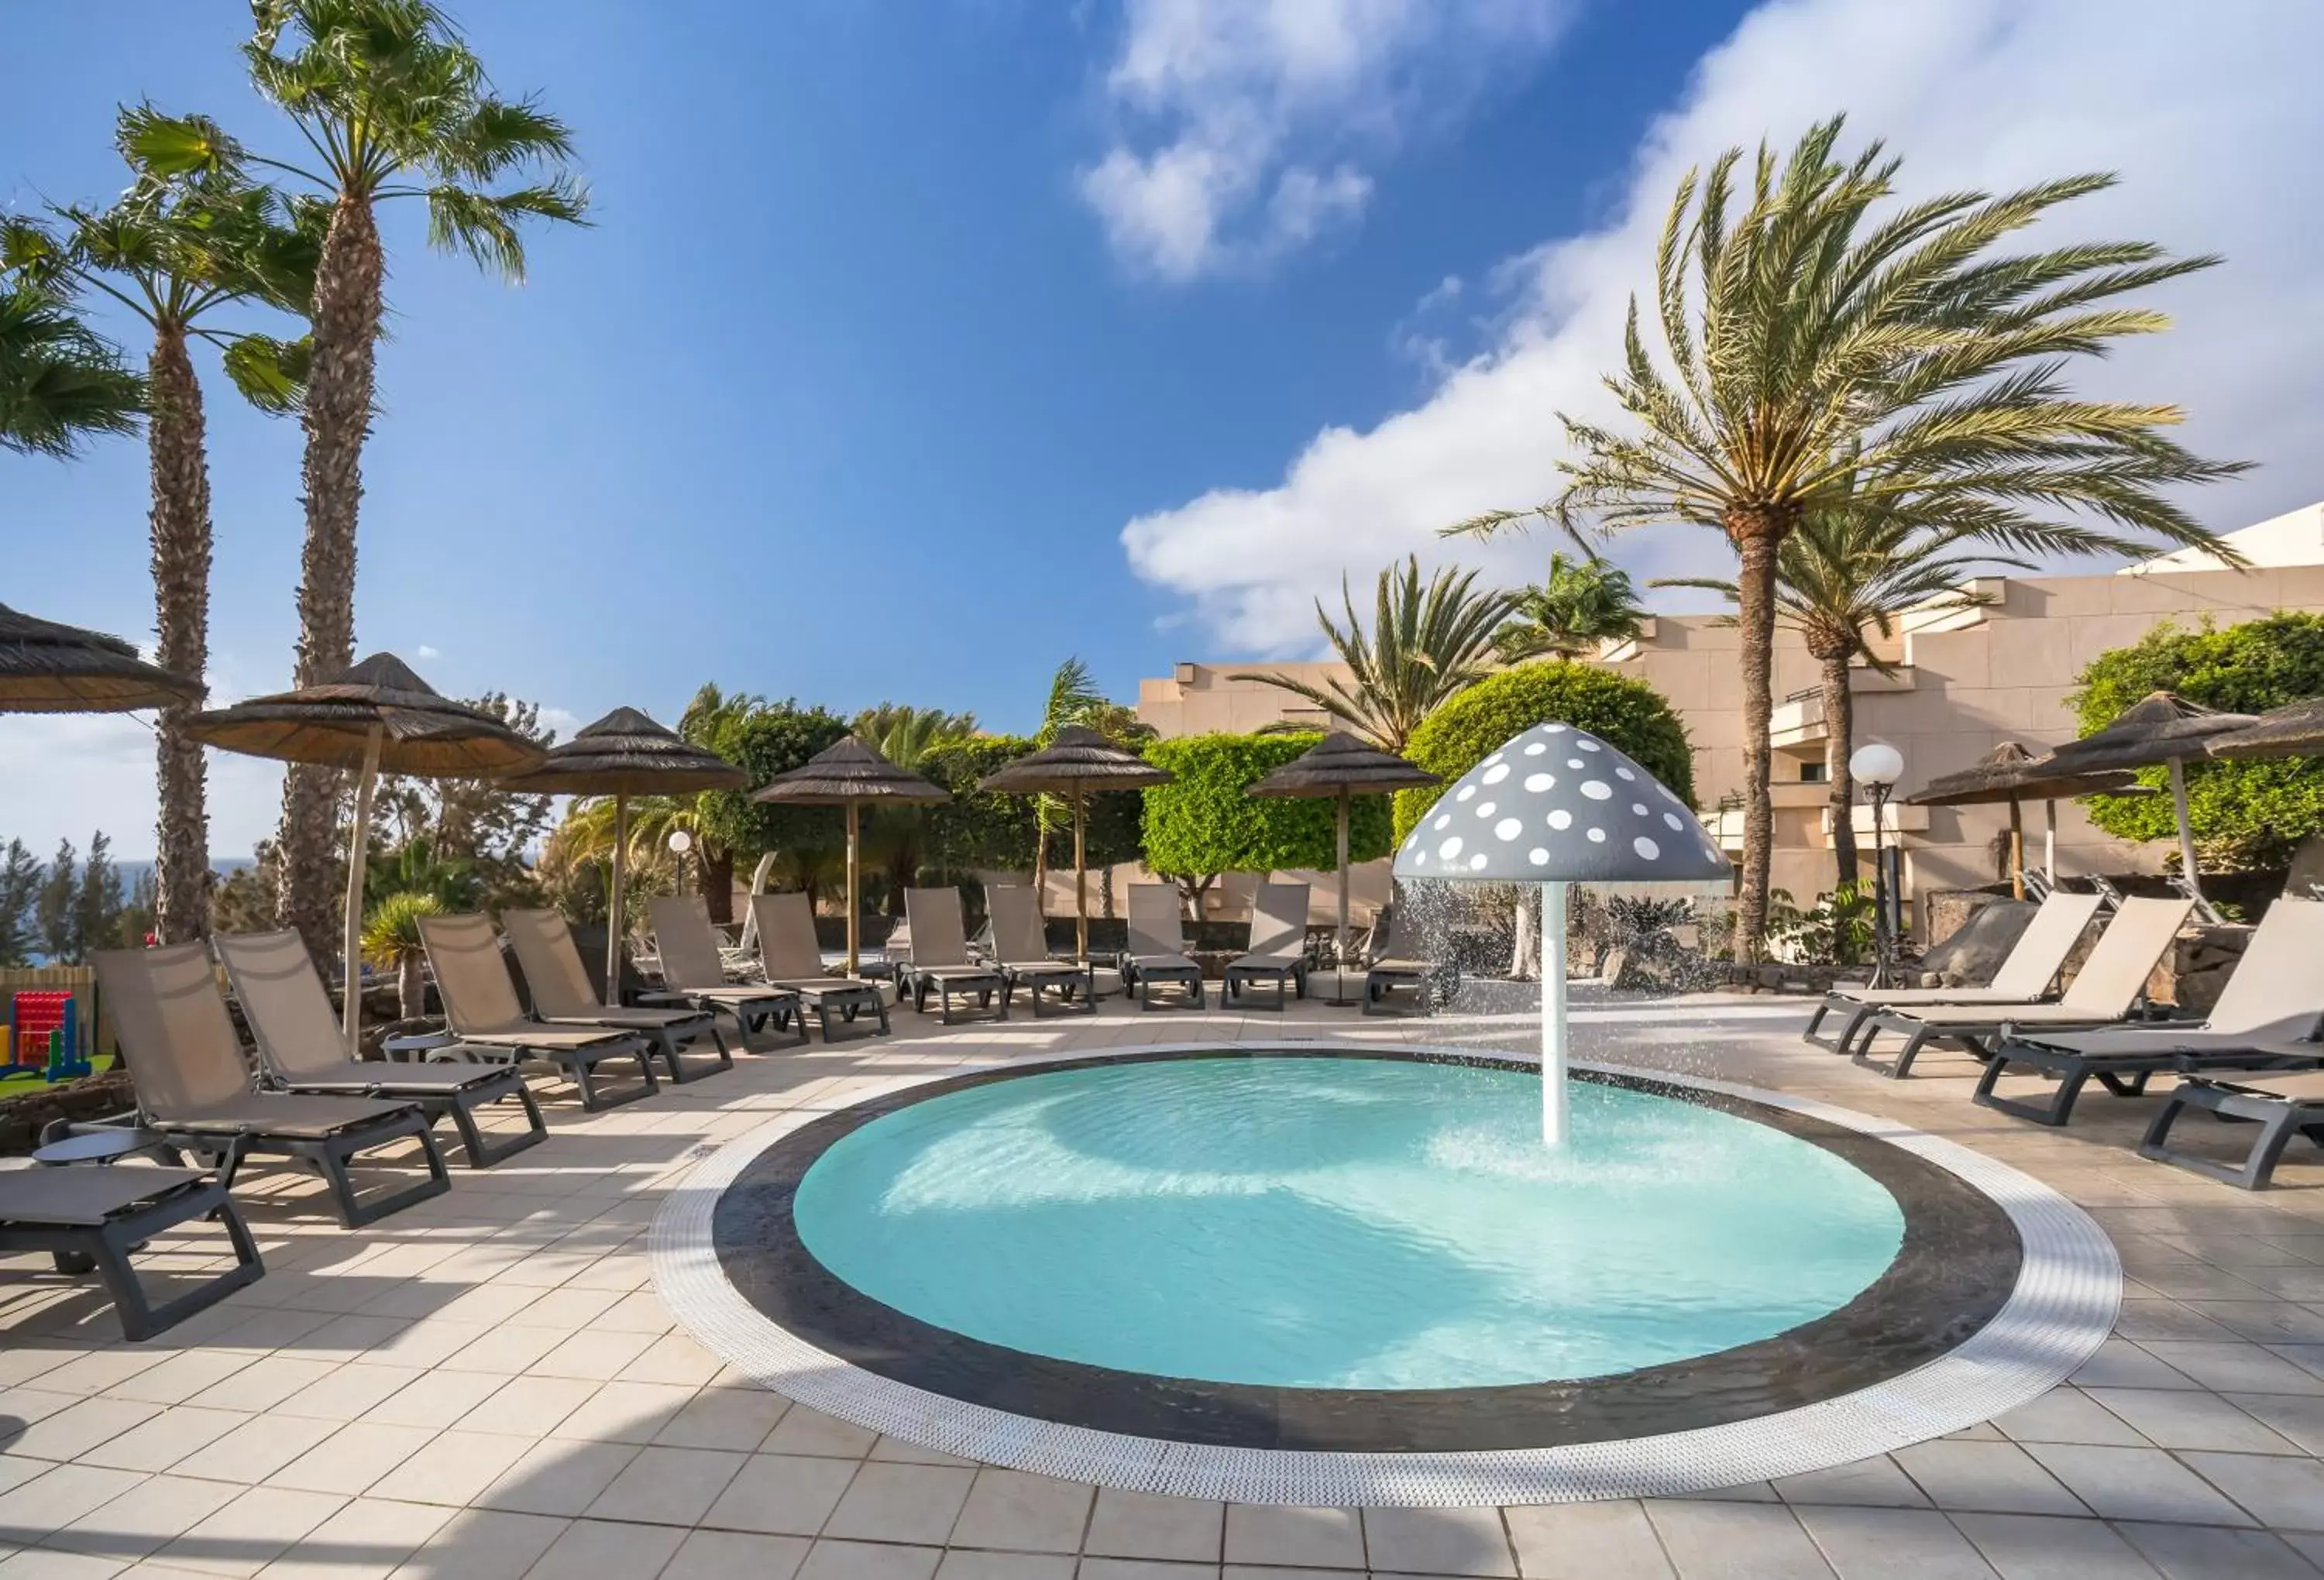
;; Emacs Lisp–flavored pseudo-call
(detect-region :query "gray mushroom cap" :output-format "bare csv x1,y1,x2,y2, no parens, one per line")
1391,723,1730,883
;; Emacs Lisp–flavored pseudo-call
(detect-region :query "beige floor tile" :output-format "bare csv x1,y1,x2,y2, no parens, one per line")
1084,1490,1223,1562
542,1381,693,1444
587,1291,674,1334
453,1376,596,1438
101,1357,255,1410
1772,1457,1929,1509
1889,1441,2088,1516
865,1436,975,1467
761,1407,878,1460
1990,1388,2150,1448
820,1461,973,1546
46,1473,243,1561
2225,1391,2324,1456
261,1424,435,1498
2023,1444,2255,1527
947,1468,1092,1554
1221,1568,1358,1580
29,1351,174,1399
363,1430,533,1507
2115,1520,2321,1580
613,1333,724,1388
292,1316,414,1364
2081,1386,2297,1453
1226,1505,1366,1568
423,1325,564,1377
150,1485,346,1578
1503,1501,1674,1579
382,1509,568,1579
182,1359,338,1417
650,1386,790,1452
700,1453,858,1536
1363,1506,1517,1576
579,1444,745,1526
1789,1505,1999,1580
1951,1512,2161,1579
794,1539,940,1580
255,1496,450,1580
525,1327,661,1382
77,1410,249,1475
521,1516,684,1579
504,1288,621,1332
1641,1500,1834,1579
3,1399,163,1463
2180,1451,2324,1527
1074,1561,1219,1579
659,1528,811,1580
270,1367,420,1425
0,1348,92,1389
0,1466,155,1544
2068,1339,2200,1392
0,1547,133,1577
356,1372,501,1432
473,1440,637,1518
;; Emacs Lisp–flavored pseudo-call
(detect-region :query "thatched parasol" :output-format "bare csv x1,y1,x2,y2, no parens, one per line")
0,602,203,713
752,736,949,974
976,726,1174,963
2204,696,2324,763
498,707,747,1003
2044,692,2257,904
186,654,547,1044
1906,740,2146,898
1249,731,1437,1003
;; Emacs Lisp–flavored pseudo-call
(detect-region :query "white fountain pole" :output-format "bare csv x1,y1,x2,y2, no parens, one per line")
1541,880,1569,1148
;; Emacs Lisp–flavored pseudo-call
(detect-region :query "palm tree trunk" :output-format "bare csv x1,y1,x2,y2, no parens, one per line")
1731,522,1782,964
147,324,211,943
397,952,425,1021
1820,649,1858,891
701,846,734,925
278,194,384,970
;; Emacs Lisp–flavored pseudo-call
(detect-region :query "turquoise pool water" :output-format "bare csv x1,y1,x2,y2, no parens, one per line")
792,1056,1906,1389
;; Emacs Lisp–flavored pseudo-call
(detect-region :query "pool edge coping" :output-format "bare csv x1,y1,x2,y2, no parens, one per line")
650,1039,2123,1507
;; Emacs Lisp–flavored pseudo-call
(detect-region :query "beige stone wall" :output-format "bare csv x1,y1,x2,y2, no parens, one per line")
1137,565,2324,931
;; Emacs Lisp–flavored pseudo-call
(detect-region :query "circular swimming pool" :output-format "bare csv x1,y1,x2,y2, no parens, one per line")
791,1055,1904,1389
665,1045,2121,1503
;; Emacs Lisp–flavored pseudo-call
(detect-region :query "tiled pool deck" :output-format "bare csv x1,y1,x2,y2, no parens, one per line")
8,988,2324,1578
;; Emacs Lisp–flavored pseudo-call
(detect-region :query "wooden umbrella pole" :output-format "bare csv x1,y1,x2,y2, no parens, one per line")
2009,798,2024,900
845,800,861,976
340,723,383,1050
1335,787,1352,1003
2045,799,2059,882
1073,788,1089,963
604,795,628,1007
2168,757,2203,901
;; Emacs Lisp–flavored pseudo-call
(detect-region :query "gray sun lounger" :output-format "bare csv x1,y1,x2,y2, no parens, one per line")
1977,896,2324,1127
419,914,660,1112
1225,881,1312,1012
214,929,547,1168
1363,904,1440,1017
645,896,805,1048
1803,891,2102,1053
1122,884,1205,1011
1850,897,2192,1079
92,944,450,1229
902,888,1009,1025
0,1159,263,1341
2140,1063,2324,1190
746,892,892,1042
985,884,1095,1017
504,908,733,1080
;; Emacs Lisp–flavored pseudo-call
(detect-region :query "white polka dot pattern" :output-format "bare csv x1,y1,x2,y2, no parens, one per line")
1395,723,1730,882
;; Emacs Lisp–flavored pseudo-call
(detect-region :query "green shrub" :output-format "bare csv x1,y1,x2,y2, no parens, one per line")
1395,662,1696,840
917,735,1143,876
1140,733,1393,892
2071,613,2324,870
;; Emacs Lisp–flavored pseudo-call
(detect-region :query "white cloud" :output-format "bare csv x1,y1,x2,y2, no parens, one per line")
415,644,442,660
1122,0,2324,653
1079,0,1572,280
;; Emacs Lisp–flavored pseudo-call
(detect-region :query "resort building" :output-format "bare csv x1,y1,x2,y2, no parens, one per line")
1136,501,2324,928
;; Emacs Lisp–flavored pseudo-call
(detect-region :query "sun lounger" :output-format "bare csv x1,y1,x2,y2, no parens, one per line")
418,913,659,1111
1803,891,2102,1053
502,908,732,1080
1850,897,2192,1079
1122,884,1205,1011
92,944,451,1228
645,896,806,1048
0,1157,263,1341
2140,1065,2324,1190
1975,897,2324,1126
901,888,1009,1025
985,884,1095,1017
1225,881,1312,1012
213,929,546,1168
1363,904,1441,1017
744,892,892,1042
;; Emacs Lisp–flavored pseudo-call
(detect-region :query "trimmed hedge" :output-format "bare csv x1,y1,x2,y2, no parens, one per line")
1395,662,1697,840
917,734,1143,875
2073,613,2324,870
1140,732,1393,879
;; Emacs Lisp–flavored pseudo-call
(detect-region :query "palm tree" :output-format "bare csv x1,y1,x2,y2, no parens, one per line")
1236,557,1511,751
852,706,977,908
1653,491,2059,887
360,889,441,1021
0,283,140,458
1495,551,1648,663
676,683,762,919
1451,118,2243,961
3,110,318,945
139,0,590,966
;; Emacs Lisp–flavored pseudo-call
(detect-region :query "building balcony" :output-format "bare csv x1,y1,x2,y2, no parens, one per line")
1768,668,1920,750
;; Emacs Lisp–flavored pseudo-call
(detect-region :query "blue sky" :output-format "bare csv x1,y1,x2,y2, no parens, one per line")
6,1,2321,856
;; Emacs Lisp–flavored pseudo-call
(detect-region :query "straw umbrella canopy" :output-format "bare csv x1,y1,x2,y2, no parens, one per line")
975,726,1174,963
1906,741,2145,898
2043,692,2257,904
0,602,203,713
1248,731,1438,1004
184,654,547,1045
497,707,747,1004
2204,697,2324,762
751,736,950,975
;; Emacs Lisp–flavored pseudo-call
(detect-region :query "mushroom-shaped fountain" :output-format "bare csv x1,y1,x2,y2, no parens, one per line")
1393,722,1729,1146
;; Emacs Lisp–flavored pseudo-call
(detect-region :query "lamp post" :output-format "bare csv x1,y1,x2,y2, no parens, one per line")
667,829,693,898
1849,741,1904,987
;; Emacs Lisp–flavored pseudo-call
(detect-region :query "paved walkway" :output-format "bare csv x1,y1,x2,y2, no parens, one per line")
6,988,2324,1577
